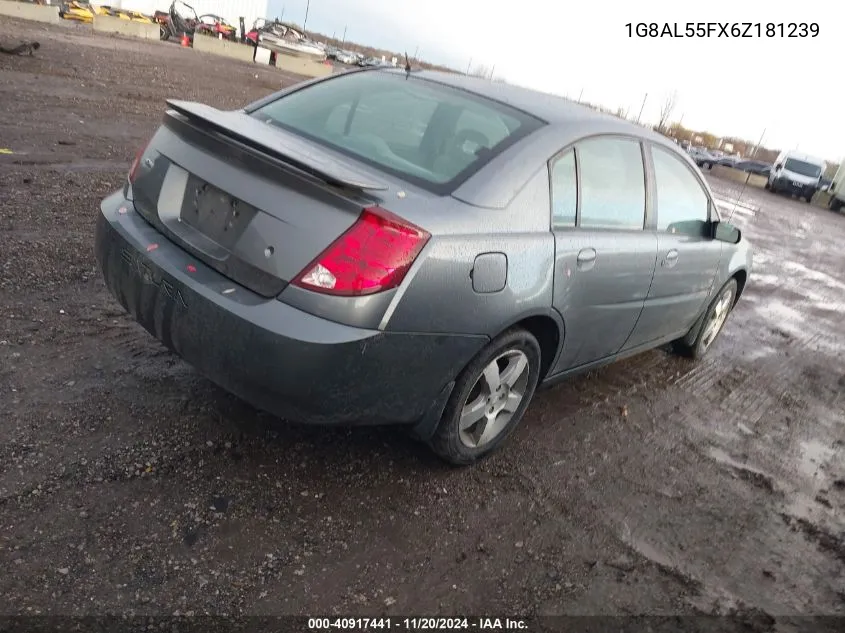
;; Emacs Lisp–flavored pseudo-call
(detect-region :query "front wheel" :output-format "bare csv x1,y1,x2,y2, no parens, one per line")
674,278,738,360
430,328,541,466
829,197,843,212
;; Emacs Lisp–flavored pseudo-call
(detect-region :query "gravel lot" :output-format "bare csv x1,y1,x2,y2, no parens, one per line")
1,18,844,625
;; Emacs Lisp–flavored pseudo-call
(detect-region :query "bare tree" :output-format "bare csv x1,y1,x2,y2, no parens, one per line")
657,91,678,133
468,63,491,79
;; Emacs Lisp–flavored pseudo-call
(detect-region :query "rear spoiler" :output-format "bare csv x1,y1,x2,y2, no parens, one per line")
165,99,389,191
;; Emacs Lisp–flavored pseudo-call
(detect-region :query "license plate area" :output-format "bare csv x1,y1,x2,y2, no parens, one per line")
180,175,257,249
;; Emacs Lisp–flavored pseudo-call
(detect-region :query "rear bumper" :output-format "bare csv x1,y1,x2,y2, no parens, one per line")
94,191,486,426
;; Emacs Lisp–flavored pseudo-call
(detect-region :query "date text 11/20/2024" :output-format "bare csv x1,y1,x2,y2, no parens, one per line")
308,618,529,630
625,22,819,38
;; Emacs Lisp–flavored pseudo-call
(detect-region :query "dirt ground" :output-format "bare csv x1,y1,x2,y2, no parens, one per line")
1,17,844,627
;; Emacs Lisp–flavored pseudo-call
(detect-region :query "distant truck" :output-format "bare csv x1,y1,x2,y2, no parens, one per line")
766,150,826,203
828,159,845,211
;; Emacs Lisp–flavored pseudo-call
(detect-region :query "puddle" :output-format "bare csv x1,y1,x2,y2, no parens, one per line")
714,197,759,218
622,533,677,571
797,439,836,479
782,261,845,292
752,251,773,267
744,346,776,360
783,492,834,527
707,447,754,470
752,273,781,287
707,446,777,493
755,299,806,334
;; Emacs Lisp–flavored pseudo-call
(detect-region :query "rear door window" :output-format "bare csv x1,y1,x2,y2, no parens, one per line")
577,137,646,230
651,145,710,235
252,72,544,193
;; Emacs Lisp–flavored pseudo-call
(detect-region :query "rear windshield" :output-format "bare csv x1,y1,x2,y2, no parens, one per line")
250,71,544,193
784,157,822,178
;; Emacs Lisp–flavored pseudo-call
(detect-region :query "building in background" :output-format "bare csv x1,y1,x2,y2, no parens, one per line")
111,0,270,33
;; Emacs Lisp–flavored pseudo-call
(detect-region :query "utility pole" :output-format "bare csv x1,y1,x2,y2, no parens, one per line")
413,45,419,60
303,0,310,30
636,92,648,124
577,88,584,102
489,64,495,80
749,129,765,157
341,25,347,45
466,57,472,74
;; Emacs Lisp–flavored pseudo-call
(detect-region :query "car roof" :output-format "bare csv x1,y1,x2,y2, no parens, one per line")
380,68,671,145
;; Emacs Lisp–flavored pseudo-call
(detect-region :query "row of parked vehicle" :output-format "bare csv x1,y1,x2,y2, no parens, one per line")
324,45,393,68
684,144,832,203
686,146,771,176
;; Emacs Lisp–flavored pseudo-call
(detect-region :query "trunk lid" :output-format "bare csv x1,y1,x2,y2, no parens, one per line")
128,101,391,298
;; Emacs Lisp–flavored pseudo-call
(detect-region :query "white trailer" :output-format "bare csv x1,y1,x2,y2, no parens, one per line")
829,158,845,211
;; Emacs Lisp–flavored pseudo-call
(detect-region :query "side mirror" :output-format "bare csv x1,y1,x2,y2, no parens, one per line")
774,163,783,171
711,221,741,244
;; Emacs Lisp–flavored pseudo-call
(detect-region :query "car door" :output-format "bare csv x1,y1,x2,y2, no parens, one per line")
549,136,658,374
623,143,723,349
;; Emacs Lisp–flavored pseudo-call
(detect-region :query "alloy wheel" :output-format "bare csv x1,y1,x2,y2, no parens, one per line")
700,287,735,352
458,350,530,449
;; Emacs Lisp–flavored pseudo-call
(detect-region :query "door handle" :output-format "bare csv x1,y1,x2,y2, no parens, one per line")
662,249,679,267
576,248,597,270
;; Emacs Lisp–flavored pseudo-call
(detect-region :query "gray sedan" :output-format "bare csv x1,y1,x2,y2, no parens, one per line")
95,68,751,465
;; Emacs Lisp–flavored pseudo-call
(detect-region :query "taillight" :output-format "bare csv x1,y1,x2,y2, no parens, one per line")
292,206,430,296
128,141,150,184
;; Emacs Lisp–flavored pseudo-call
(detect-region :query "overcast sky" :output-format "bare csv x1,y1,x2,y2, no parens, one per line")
269,0,840,161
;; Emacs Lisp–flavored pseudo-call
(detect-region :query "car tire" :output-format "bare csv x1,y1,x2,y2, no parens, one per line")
829,197,843,212
674,278,738,361
429,328,541,466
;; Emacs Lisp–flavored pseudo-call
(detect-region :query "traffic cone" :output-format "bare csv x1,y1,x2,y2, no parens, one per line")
180,33,190,47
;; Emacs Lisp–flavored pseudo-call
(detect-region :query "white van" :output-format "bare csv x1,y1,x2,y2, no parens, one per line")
766,150,826,202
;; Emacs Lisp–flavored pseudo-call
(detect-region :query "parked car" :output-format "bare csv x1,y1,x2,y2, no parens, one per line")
713,155,741,168
335,50,358,65
689,147,719,169
95,68,751,465
358,56,383,67
733,160,772,177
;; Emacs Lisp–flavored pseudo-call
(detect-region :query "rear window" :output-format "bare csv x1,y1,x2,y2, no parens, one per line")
250,71,543,193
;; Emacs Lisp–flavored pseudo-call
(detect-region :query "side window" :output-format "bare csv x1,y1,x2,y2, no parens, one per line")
578,137,646,230
550,150,576,227
652,145,710,235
